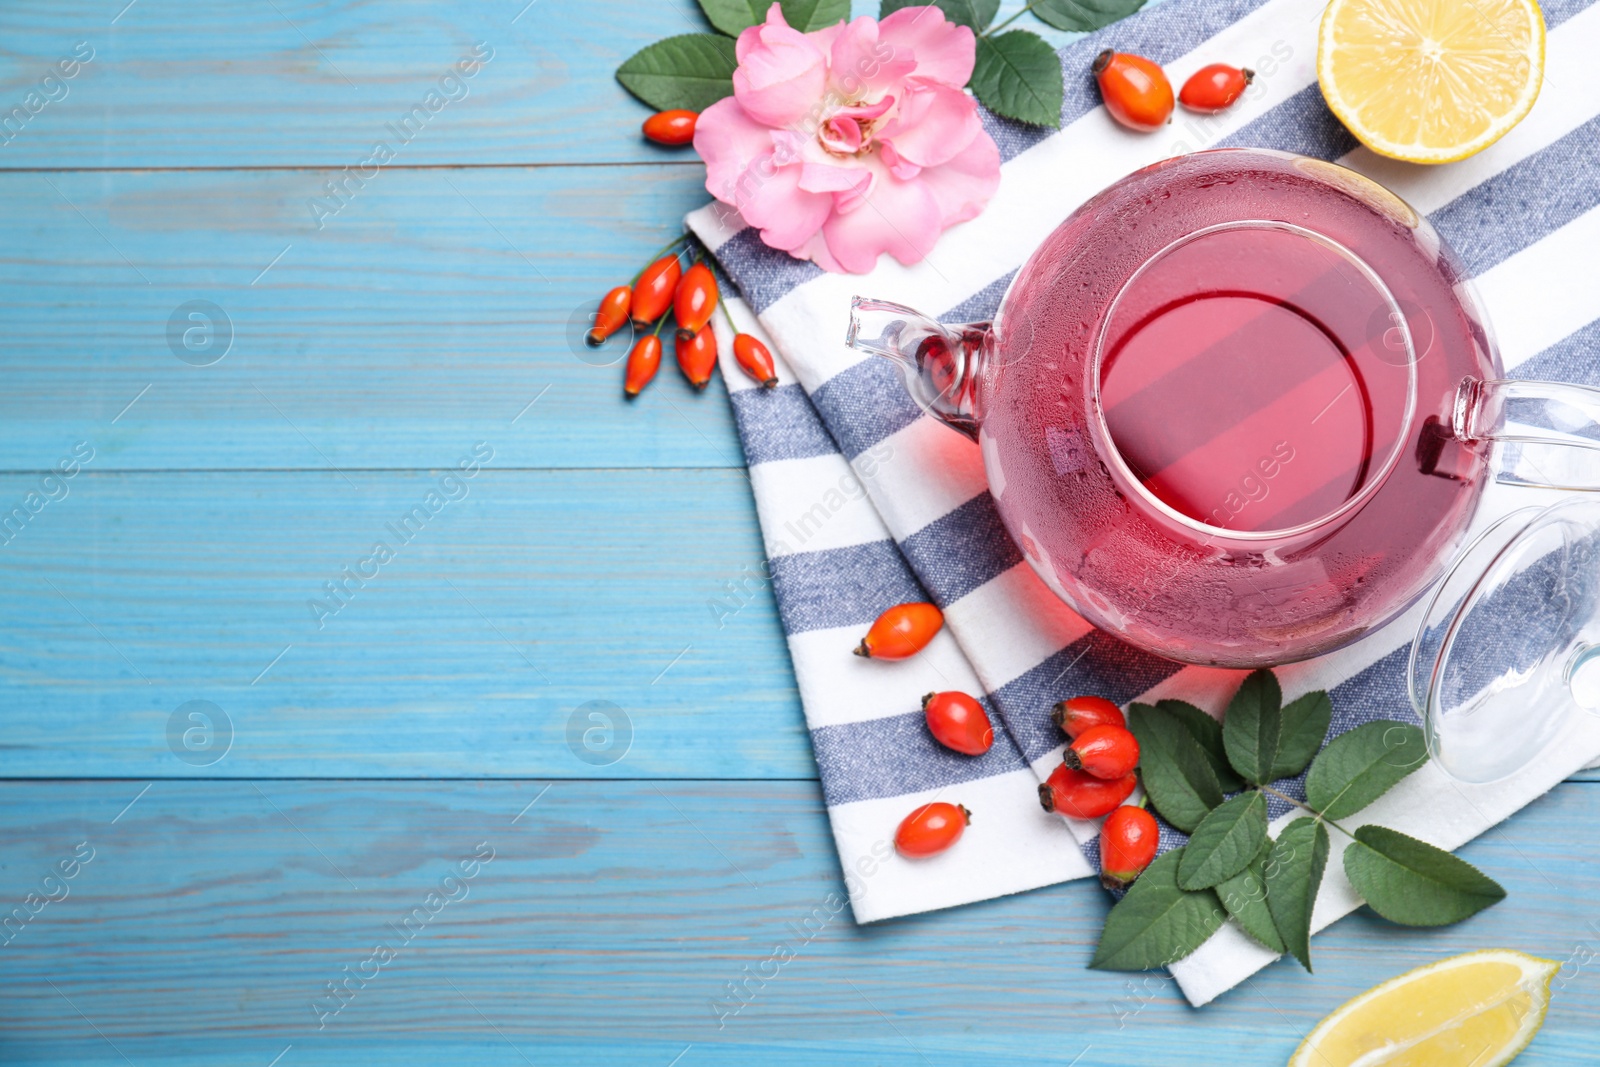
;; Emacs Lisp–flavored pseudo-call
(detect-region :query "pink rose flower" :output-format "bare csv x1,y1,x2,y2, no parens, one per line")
694,3,1001,274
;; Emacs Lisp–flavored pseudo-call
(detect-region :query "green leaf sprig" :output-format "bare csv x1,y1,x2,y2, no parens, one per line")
616,0,1149,128
1091,670,1506,973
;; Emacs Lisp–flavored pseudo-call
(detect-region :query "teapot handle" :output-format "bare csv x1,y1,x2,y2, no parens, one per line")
1455,377,1600,489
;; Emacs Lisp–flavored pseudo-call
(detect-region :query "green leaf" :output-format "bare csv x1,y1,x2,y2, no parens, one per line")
1091,849,1226,971
1128,703,1225,833
1157,699,1245,793
1222,670,1281,786
1344,826,1507,927
616,34,739,112
1305,721,1428,820
699,0,849,34
880,0,1000,30
1263,817,1328,972
696,0,766,35
1222,672,1331,785
1275,690,1334,780
778,0,851,31
1177,791,1269,890
970,31,1063,128
1032,0,1147,31
1215,843,1284,953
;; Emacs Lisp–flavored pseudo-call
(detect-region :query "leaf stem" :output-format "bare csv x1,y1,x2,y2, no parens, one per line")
1258,785,1358,841
716,295,739,334
982,2,1038,36
630,234,691,284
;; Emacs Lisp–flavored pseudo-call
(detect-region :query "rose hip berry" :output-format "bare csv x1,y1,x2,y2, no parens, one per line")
732,333,778,389
630,254,682,329
1038,764,1138,819
1099,804,1159,890
674,261,719,340
587,285,632,346
923,691,994,756
642,109,698,145
853,602,943,659
1063,723,1140,780
675,323,717,389
895,802,970,857
623,334,662,397
1179,63,1253,113
1051,695,1126,738
1092,49,1175,132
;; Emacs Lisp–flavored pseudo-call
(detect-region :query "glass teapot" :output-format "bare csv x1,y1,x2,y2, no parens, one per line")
846,148,1600,671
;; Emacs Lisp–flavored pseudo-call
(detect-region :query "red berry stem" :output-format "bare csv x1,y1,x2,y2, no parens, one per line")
629,235,691,285
714,292,781,390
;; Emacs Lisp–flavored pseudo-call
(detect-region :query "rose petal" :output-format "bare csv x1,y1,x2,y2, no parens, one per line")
878,78,981,169
818,116,863,154
798,162,867,193
805,18,848,57
733,5,829,127
828,16,916,101
694,97,782,205
877,6,976,88
736,2,788,63
834,96,894,122
791,229,845,273
768,128,811,167
798,161,875,214
820,156,942,273
740,161,835,252
919,125,1001,227
879,141,923,181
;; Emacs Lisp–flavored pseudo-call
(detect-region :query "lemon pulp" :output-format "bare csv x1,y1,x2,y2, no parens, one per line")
1318,0,1545,163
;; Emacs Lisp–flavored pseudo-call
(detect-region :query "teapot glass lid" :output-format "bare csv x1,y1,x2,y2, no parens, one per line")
1410,497,1600,783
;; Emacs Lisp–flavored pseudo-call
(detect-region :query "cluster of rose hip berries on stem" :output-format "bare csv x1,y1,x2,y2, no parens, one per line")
856,602,1154,889
587,241,777,398
1093,50,1254,132
585,108,778,396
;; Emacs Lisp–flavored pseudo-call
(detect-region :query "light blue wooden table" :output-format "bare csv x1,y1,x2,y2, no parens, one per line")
3,2,1598,1063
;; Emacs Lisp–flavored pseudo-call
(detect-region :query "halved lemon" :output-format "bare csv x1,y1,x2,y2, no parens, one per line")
1318,0,1545,163
1290,949,1559,1067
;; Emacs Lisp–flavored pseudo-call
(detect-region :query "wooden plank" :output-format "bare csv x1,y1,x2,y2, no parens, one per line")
0,0,717,168
2,778,1598,1065
0,468,807,778
0,164,746,471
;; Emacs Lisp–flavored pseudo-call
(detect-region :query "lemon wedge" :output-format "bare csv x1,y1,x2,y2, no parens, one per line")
1317,0,1545,163
1290,949,1558,1067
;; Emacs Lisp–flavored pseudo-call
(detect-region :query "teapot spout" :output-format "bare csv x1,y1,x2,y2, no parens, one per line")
845,297,990,440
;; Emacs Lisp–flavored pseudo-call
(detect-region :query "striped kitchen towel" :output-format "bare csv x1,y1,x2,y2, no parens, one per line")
694,0,1600,1005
